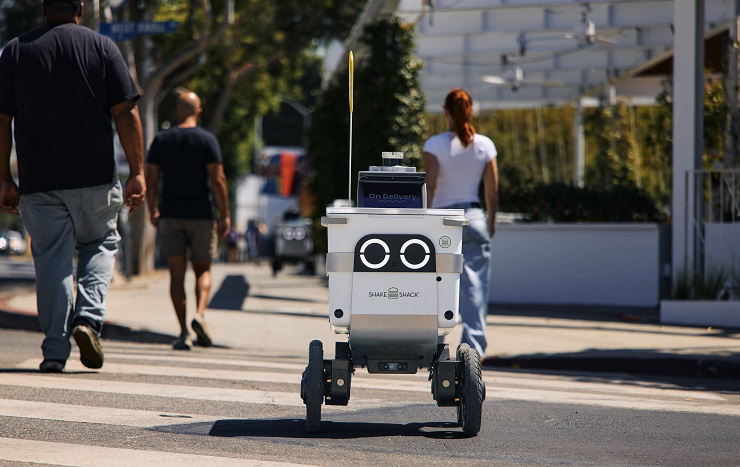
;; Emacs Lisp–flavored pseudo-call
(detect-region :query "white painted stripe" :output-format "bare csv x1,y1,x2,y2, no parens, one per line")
13,360,737,417
487,386,740,417
104,352,307,371
1,372,304,407
0,399,225,427
0,437,315,467
98,352,726,402
486,373,727,401
0,374,402,411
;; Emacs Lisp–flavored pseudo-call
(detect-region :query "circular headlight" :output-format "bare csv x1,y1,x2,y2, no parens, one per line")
294,227,306,240
282,228,295,240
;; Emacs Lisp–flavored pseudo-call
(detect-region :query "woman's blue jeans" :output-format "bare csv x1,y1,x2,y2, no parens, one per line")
20,181,122,362
444,204,491,358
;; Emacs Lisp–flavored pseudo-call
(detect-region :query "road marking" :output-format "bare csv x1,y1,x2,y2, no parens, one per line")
487,385,740,417
2,372,305,406
105,352,307,371
487,373,727,401
13,359,739,417
0,373,401,411
0,437,315,467
0,399,228,427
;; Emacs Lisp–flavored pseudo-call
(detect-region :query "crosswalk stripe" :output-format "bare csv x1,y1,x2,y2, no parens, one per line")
0,399,228,427
487,385,740,417
0,373,406,411
12,358,739,417
1,373,305,407
0,437,315,467
105,352,307,371
487,374,727,401
103,353,727,402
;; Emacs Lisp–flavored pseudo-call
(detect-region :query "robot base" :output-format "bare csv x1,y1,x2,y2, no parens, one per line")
300,340,486,436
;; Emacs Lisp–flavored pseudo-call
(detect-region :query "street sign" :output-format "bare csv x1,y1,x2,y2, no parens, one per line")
100,21,180,41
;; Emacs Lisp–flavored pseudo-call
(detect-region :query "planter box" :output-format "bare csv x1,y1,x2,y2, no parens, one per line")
490,223,667,307
660,300,740,328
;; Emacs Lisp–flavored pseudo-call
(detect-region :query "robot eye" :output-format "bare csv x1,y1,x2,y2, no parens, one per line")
400,239,430,270
359,238,390,269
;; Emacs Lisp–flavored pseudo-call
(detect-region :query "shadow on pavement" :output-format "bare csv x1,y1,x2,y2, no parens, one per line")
492,319,740,339
247,293,323,304
486,347,740,382
206,418,470,440
491,303,661,324
208,274,250,310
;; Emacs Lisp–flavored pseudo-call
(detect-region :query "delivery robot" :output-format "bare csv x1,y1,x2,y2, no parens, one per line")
300,152,486,435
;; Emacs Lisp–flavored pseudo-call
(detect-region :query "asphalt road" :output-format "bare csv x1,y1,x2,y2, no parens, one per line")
1,328,739,466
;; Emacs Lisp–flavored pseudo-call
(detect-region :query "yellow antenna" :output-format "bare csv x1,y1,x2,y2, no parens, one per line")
348,51,354,202
349,51,354,113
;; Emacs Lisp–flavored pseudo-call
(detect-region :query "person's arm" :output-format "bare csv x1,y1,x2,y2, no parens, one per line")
112,100,146,212
207,163,231,239
483,157,499,237
422,151,439,208
0,113,18,215
145,163,160,227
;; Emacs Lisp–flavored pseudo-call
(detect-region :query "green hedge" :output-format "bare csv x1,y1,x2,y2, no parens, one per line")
500,182,665,223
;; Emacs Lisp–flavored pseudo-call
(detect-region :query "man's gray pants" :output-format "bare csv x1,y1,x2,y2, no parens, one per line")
20,181,122,362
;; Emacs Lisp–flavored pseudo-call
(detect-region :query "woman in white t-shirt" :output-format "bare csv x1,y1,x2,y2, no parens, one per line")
423,88,499,361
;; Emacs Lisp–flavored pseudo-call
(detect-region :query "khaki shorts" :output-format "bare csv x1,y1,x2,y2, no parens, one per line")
158,218,217,263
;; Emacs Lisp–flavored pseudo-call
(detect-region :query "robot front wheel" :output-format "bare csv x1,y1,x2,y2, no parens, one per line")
456,343,486,436
302,340,324,433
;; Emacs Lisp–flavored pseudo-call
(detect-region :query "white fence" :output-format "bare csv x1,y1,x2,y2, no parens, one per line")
489,223,668,307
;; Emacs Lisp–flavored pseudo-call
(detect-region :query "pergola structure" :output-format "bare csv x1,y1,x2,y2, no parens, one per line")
394,0,735,111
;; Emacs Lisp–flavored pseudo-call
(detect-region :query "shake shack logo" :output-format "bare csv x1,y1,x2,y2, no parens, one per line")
369,287,420,299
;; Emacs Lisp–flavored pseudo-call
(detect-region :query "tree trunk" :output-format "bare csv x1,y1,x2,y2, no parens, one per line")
125,0,232,276
130,91,159,275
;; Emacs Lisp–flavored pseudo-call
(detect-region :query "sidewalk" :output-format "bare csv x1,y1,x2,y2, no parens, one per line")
1,261,739,380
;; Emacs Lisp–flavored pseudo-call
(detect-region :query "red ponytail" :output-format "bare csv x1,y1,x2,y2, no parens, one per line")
444,88,475,148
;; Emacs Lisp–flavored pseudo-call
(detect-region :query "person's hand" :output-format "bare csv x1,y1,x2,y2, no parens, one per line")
217,216,231,240
0,179,19,215
125,174,146,212
488,219,495,238
149,209,160,228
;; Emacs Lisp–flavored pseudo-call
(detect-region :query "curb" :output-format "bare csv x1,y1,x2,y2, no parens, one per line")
486,355,740,380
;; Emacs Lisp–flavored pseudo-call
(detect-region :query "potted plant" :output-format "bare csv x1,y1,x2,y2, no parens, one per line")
660,266,740,328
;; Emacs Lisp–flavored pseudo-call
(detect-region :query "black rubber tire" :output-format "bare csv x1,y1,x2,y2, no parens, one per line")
457,344,484,436
305,340,324,433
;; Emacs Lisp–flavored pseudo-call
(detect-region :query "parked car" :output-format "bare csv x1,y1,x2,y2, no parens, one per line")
270,209,314,277
0,230,27,256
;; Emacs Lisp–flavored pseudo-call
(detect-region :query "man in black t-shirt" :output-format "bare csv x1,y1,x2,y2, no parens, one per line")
0,0,146,373
146,90,230,350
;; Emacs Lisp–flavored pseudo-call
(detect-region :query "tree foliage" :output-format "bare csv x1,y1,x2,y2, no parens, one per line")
308,18,426,220
0,0,40,46
118,0,362,273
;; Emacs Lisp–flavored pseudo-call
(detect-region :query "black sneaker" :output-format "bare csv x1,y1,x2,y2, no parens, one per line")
39,359,66,373
72,325,104,369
